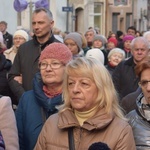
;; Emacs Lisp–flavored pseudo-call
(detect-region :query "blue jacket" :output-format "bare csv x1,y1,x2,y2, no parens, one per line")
15,72,63,150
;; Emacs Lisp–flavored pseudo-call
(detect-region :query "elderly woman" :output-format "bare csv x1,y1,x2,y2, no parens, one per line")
35,57,136,150
4,29,29,63
105,48,125,76
64,32,84,58
15,43,72,150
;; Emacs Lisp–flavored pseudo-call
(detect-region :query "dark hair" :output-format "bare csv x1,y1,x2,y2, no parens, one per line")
136,31,142,36
33,7,53,20
127,26,136,33
0,21,7,26
88,142,111,150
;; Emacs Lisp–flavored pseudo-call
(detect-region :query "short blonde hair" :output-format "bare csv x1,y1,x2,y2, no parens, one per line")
62,57,125,119
108,48,125,60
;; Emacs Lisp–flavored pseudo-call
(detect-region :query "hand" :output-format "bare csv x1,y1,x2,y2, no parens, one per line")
14,75,22,84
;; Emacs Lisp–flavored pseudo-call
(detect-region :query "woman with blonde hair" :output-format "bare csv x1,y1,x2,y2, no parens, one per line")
35,57,136,150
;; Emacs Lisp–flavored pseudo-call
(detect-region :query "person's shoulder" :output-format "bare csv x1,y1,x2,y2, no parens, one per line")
107,116,133,135
126,110,137,119
44,113,59,127
0,96,12,110
6,31,12,37
20,90,34,100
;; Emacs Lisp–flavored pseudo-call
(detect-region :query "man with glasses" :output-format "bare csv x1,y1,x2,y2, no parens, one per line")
126,58,150,149
8,7,60,102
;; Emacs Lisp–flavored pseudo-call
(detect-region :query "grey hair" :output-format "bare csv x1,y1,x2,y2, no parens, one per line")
143,31,150,38
130,37,150,51
33,7,53,20
108,48,125,60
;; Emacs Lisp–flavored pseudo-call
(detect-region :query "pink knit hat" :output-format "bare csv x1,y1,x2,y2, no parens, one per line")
39,42,72,64
123,35,134,42
108,37,118,47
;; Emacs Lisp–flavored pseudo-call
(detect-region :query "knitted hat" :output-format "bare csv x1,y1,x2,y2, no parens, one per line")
123,35,134,42
13,29,29,41
108,37,118,47
85,29,96,36
64,32,82,51
85,48,104,64
39,42,72,64
93,35,106,46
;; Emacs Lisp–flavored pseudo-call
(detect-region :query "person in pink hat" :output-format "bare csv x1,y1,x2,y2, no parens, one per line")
123,35,134,58
15,42,72,150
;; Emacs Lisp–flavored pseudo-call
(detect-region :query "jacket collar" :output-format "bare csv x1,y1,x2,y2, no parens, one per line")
58,108,115,131
33,34,56,50
136,93,150,121
124,56,136,67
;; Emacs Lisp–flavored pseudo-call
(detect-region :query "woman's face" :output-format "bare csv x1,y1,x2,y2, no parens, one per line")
124,40,131,49
93,40,103,48
68,75,98,112
40,58,65,87
107,42,116,50
109,52,123,66
64,39,79,55
13,35,26,48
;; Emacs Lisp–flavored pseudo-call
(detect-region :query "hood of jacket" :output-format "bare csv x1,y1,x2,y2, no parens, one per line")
33,72,63,116
136,92,150,121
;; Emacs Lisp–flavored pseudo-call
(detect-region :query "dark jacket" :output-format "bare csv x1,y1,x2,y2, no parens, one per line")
8,34,60,102
112,57,139,100
105,63,116,76
3,32,13,49
15,72,63,150
121,87,142,114
0,54,11,96
126,93,150,149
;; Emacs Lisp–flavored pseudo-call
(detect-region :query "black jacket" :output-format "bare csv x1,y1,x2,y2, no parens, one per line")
8,34,60,101
112,57,139,100
3,31,13,49
0,54,11,96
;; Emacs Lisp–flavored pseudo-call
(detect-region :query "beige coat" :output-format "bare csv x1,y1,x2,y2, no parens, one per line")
0,96,19,150
35,108,136,150
3,46,18,63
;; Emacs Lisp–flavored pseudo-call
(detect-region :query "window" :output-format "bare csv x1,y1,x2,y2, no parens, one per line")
114,0,128,6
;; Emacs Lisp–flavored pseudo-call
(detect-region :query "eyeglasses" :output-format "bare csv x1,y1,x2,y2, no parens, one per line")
138,80,150,87
39,62,64,70
13,37,25,40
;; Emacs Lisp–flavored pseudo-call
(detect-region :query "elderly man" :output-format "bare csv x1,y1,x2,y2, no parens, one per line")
126,58,150,149
113,37,150,101
84,29,96,49
8,8,60,102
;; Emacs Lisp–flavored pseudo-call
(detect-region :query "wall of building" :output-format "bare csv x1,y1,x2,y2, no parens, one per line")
0,1,17,34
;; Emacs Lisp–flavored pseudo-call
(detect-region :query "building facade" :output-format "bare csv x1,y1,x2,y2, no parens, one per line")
68,0,148,36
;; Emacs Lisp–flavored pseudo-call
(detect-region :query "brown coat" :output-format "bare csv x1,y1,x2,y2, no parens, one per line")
35,108,136,150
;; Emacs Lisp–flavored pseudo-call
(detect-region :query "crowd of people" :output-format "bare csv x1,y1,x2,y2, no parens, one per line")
0,7,150,150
